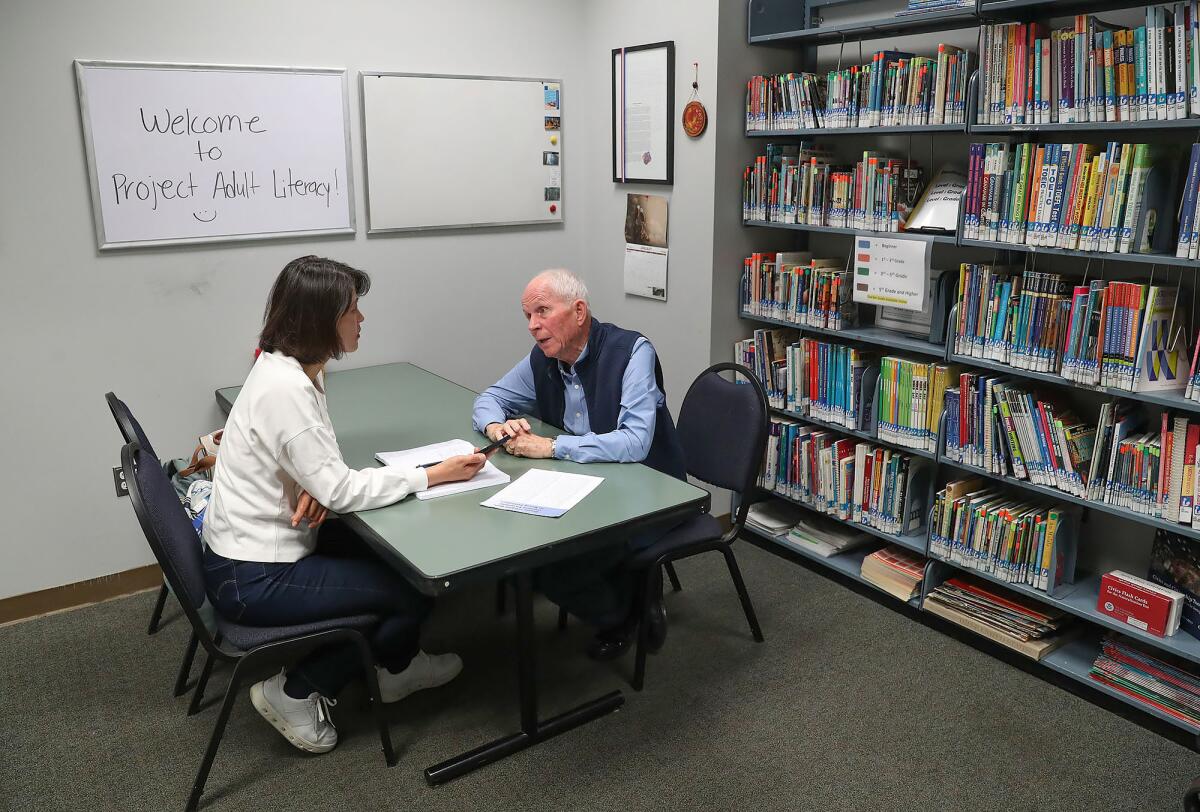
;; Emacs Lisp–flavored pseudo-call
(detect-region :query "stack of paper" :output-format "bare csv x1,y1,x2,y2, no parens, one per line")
784,515,871,558
860,545,926,601
481,469,604,517
745,500,805,536
375,439,509,500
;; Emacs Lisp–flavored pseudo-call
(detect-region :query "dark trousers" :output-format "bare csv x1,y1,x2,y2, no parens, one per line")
203,521,431,698
538,529,659,631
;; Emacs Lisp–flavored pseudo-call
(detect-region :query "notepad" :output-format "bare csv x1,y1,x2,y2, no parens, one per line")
480,469,604,517
375,439,509,500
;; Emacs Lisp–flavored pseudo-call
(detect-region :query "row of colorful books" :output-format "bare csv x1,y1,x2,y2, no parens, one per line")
740,252,855,330
930,476,1080,592
736,329,956,453
742,146,926,232
978,8,1200,126
762,417,931,536
962,141,1178,256
954,265,1189,394
743,46,972,131
877,356,958,453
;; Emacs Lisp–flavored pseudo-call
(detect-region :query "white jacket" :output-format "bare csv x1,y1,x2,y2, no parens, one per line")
203,351,427,562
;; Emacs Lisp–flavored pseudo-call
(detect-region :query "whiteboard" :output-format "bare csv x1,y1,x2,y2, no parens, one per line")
75,60,355,249
360,73,563,232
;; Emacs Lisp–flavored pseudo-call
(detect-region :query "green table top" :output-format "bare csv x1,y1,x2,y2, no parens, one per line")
216,362,709,594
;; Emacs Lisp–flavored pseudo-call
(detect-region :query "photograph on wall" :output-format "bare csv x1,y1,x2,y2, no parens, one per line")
623,193,668,301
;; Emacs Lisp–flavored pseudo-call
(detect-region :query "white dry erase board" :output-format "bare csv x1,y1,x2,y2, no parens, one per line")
360,72,563,232
74,60,355,249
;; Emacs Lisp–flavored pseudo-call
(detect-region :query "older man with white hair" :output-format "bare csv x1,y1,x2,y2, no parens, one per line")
472,269,686,660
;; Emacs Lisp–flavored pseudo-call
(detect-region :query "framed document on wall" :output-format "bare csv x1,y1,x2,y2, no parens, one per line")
612,41,674,184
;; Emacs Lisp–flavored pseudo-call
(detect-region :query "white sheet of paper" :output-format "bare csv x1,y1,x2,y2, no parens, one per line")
375,439,509,500
623,244,668,301
851,235,930,312
480,469,604,517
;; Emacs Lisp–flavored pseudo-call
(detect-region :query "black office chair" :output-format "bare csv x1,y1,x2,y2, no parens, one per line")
106,391,200,698
625,362,769,691
121,441,397,812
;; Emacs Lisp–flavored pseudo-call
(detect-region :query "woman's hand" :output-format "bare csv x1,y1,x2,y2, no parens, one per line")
291,490,330,529
426,453,488,486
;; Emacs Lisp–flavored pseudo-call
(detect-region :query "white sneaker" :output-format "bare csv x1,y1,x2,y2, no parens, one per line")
249,671,338,754
375,650,463,703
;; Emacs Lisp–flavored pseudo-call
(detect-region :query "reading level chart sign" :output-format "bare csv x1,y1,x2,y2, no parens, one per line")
75,61,355,249
852,235,930,312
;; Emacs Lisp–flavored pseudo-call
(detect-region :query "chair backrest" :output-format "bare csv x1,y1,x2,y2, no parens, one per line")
121,441,213,642
676,362,769,527
105,392,159,461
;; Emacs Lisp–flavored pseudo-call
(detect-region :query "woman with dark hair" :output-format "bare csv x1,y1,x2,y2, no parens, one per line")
202,255,487,754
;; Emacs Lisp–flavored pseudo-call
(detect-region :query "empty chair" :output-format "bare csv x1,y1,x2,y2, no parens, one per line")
121,440,396,811
625,362,770,691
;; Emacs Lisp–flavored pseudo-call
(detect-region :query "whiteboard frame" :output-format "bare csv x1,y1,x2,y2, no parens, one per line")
358,71,563,234
74,59,357,251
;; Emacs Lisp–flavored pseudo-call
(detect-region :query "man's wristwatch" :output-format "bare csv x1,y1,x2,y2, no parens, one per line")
549,437,557,459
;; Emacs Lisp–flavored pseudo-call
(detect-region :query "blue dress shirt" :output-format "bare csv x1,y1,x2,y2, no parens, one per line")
472,338,662,463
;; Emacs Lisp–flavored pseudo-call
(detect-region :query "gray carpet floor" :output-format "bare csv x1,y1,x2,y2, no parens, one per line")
3,541,1198,812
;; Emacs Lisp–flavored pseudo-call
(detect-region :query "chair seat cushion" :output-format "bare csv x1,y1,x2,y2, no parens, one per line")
629,513,723,567
215,613,380,650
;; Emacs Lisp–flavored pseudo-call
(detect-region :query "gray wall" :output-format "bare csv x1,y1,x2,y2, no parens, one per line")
0,0,732,600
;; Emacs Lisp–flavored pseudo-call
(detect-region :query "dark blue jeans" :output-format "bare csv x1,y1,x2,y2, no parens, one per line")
203,521,432,699
537,528,662,631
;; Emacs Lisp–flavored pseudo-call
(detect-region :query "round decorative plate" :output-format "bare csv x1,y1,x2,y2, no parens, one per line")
682,100,708,137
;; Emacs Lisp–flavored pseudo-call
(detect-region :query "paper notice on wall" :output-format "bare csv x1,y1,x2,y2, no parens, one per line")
623,193,668,301
851,235,930,312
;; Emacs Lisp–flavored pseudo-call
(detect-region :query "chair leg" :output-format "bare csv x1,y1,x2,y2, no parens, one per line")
186,662,243,812
187,633,222,716
495,578,507,616
351,635,398,767
721,547,764,642
632,567,656,692
557,606,568,631
174,632,199,697
665,562,682,593
148,582,170,634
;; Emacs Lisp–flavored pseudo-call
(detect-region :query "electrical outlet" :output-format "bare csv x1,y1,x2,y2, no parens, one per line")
113,466,129,498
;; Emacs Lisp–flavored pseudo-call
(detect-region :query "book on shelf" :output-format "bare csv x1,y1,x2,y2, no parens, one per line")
953,263,1191,393
743,146,929,232
924,575,1076,660
744,45,973,131
734,326,800,408
762,417,932,536
930,479,1081,593
1177,142,1200,259
1098,570,1185,637
1091,635,1200,727
860,545,926,601
962,141,1181,256
785,513,873,557
876,356,959,453
978,9,1200,126
741,252,858,329
1149,527,1200,639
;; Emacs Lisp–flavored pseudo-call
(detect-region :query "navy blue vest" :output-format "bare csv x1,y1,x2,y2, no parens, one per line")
529,319,686,481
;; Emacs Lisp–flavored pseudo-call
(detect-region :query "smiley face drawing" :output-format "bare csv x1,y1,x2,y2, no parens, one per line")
192,210,218,223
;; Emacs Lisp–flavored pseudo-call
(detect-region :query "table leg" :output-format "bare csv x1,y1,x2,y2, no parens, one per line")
423,571,625,785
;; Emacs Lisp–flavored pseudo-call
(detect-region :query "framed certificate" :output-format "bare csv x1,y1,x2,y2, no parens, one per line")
612,41,674,184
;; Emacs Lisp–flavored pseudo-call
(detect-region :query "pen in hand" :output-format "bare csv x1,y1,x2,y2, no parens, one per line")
418,434,511,468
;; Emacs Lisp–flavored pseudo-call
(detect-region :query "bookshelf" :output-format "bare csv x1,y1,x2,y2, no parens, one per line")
740,0,1200,745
